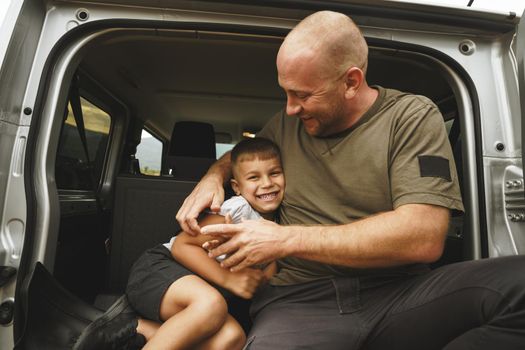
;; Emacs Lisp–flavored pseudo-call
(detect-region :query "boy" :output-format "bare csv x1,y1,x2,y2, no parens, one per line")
75,137,284,350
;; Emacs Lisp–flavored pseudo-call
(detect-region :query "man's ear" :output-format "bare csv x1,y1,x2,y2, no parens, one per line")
344,67,364,99
230,179,241,195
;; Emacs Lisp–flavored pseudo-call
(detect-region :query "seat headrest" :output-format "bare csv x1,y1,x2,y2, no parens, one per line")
169,121,216,158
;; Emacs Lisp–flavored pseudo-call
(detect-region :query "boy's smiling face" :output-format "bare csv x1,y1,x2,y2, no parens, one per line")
231,156,285,218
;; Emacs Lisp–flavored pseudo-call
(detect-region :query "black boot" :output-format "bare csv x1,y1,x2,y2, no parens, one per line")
74,295,146,350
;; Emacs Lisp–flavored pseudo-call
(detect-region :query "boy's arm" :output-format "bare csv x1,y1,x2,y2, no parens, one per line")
172,214,229,286
172,214,267,299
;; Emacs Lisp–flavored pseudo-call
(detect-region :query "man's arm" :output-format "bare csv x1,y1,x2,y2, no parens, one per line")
202,203,450,271
172,214,268,299
176,151,232,235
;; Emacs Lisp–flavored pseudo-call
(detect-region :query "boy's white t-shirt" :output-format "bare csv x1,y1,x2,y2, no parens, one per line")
163,195,262,251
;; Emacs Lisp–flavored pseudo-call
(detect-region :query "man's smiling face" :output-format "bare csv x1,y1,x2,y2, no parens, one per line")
277,48,349,137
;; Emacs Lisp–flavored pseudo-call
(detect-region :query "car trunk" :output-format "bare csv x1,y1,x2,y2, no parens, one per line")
13,2,507,347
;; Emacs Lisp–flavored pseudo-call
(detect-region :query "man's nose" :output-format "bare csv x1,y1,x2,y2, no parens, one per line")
286,96,302,116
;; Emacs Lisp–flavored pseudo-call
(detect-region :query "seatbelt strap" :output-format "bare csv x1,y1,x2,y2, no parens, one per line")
69,75,91,164
68,74,104,211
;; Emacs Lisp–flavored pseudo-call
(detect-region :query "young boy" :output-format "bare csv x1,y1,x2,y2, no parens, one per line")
105,137,284,349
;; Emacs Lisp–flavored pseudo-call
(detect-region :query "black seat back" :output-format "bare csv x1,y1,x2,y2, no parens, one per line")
164,121,217,180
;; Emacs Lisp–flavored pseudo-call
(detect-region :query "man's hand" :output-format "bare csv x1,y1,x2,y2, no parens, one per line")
201,219,290,272
202,214,233,251
223,267,267,299
176,174,225,235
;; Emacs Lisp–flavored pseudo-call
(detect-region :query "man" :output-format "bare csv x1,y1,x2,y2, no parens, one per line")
176,10,525,349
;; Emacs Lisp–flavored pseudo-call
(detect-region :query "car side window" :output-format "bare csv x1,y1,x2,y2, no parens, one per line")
216,142,235,159
136,129,163,176
55,97,111,190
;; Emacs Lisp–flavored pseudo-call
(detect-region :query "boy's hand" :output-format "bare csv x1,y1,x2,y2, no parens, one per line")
263,261,278,280
224,268,267,299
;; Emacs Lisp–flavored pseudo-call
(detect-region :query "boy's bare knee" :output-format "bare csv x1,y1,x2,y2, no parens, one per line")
189,289,228,333
207,318,246,350
192,287,227,311
222,321,246,350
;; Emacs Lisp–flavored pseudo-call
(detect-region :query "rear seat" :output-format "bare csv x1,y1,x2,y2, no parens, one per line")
105,121,217,294
107,175,198,292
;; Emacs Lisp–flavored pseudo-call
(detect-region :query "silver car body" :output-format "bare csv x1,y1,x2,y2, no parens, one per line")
0,0,524,348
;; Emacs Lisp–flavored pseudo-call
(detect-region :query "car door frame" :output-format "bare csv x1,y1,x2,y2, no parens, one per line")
518,11,525,174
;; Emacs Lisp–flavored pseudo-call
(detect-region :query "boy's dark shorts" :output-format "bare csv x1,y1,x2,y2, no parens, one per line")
126,244,192,322
126,244,251,326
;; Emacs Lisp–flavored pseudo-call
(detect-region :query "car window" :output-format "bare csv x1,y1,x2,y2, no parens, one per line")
216,142,234,158
136,129,162,176
55,97,111,190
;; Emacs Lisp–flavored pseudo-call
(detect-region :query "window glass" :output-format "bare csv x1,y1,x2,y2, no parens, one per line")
56,98,111,190
136,129,162,176
216,143,235,159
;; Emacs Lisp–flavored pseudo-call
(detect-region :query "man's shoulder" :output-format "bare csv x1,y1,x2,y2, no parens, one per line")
381,86,437,111
257,109,297,141
377,86,440,123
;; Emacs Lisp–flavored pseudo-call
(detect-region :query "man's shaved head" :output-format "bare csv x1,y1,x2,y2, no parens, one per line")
276,11,377,137
278,11,368,79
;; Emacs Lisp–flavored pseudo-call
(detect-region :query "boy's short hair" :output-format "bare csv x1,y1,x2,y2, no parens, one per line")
231,137,281,166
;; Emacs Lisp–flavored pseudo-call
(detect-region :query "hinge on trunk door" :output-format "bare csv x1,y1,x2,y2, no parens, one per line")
505,178,525,222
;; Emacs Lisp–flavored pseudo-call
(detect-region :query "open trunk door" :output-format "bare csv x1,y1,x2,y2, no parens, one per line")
0,1,49,348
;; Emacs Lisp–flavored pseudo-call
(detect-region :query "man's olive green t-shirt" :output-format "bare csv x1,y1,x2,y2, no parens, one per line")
257,86,464,286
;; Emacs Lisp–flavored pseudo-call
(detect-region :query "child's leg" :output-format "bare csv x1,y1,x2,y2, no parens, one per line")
137,301,246,350
136,318,161,341
195,314,246,350
142,275,230,350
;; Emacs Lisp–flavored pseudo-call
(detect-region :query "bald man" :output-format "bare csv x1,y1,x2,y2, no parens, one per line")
76,11,525,350
175,11,525,349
